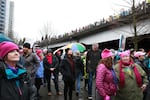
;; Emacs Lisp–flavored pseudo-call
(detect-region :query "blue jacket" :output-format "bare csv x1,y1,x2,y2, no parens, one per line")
36,61,44,78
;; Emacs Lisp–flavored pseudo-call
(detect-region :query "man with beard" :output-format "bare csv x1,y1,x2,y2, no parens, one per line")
20,42,40,100
86,43,101,99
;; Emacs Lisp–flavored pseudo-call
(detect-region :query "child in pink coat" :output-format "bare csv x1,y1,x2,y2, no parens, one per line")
96,49,117,100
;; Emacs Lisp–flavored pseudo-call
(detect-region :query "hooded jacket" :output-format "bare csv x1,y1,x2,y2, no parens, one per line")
0,61,29,100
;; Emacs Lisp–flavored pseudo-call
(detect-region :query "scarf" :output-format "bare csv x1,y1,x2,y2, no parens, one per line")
46,55,52,64
7,65,18,74
119,60,142,88
111,68,118,88
68,57,75,72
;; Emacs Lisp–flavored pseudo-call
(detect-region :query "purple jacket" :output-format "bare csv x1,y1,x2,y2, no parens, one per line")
96,64,117,97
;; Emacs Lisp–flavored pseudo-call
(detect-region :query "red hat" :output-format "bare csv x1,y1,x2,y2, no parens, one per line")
0,41,19,59
101,48,113,59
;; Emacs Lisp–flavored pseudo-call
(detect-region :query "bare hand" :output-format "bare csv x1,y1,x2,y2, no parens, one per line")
50,68,55,71
141,84,147,92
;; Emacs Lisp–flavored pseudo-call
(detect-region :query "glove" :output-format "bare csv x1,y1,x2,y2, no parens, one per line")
104,95,110,100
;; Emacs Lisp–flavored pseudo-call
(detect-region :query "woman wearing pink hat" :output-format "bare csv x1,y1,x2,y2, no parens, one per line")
0,41,29,100
113,50,148,100
35,49,44,98
96,49,117,100
134,51,148,76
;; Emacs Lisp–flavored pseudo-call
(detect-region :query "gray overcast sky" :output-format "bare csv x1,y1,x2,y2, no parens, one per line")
11,0,144,43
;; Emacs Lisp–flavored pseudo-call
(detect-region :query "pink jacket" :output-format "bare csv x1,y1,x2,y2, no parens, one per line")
96,64,117,97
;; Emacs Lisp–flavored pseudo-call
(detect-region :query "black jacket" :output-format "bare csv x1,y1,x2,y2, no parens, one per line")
60,56,76,81
0,61,29,100
86,49,101,72
135,58,149,76
74,56,84,77
43,55,59,74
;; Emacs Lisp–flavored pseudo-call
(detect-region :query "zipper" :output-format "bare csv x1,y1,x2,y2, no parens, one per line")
16,80,22,95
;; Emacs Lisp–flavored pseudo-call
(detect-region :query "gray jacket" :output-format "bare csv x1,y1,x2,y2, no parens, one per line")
86,49,101,73
20,52,40,76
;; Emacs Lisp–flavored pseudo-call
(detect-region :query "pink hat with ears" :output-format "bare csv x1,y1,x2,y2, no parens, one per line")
101,48,113,59
119,50,130,58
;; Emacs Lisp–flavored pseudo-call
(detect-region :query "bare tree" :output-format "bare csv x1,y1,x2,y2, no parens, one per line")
131,0,150,50
40,22,55,40
39,22,56,48
112,0,150,50
13,32,19,43
12,32,26,47
17,37,26,45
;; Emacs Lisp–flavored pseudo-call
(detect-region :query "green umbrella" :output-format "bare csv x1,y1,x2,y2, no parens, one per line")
0,33,13,43
64,43,86,52
53,43,86,54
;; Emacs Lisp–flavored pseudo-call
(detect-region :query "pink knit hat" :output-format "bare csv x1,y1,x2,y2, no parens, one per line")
0,41,19,59
101,48,113,59
134,51,145,58
119,50,130,58
36,49,43,56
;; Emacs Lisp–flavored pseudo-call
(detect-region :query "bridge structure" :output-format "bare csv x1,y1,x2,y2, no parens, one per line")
39,3,150,51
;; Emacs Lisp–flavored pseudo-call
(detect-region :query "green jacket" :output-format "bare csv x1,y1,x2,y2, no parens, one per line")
113,63,148,100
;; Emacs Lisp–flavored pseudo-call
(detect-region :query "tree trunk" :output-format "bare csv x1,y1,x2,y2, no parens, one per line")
132,0,138,50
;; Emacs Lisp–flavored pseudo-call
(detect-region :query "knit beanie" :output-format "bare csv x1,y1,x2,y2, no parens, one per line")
47,48,53,53
23,42,30,49
36,49,43,60
0,41,19,59
101,48,113,59
119,50,130,58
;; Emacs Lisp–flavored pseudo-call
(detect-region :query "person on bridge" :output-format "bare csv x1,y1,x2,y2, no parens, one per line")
86,43,101,99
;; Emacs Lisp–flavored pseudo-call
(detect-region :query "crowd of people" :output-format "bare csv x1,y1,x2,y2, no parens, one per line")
95,47,150,100
0,41,150,100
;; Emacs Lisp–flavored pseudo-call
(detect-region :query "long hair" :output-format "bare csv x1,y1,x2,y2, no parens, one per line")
99,56,113,68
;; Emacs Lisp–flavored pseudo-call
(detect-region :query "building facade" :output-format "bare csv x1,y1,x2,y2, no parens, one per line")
39,2,150,51
0,0,6,33
6,1,14,38
0,0,14,39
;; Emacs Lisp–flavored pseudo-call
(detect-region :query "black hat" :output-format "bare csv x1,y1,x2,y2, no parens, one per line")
47,48,53,53
23,42,30,49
